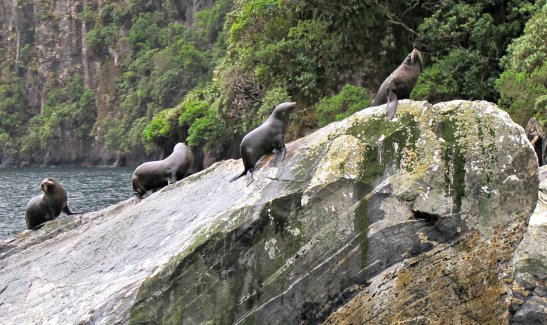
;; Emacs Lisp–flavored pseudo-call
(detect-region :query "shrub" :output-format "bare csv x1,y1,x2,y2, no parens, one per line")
496,5,547,126
316,84,371,127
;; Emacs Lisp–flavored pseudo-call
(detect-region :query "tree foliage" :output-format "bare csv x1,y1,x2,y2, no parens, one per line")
412,0,542,103
0,0,544,165
496,4,547,126
316,84,371,127
21,75,97,154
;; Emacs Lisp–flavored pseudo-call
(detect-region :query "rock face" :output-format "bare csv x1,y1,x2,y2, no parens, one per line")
0,0,213,166
511,166,547,324
0,100,540,324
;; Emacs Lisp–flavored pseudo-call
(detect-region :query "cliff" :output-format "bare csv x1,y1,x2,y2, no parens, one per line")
0,0,215,166
0,100,543,324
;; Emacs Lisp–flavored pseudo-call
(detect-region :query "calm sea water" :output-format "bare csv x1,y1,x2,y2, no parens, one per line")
0,167,134,240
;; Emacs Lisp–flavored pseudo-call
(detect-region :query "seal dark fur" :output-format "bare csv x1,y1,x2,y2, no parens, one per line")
25,178,73,230
132,142,193,203
371,48,423,120
231,101,297,186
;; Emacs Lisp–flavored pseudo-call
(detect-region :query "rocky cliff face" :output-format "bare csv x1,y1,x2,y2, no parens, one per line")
0,0,212,166
0,100,542,324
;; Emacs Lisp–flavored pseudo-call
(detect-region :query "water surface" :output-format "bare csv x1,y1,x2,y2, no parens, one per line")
0,167,133,240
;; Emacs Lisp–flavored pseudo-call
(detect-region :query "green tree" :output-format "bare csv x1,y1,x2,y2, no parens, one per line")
21,75,97,154
0,65,29,155
413,0,542,103
496,5,547,126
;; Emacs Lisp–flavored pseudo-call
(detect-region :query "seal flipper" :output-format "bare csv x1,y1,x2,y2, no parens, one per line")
230,169,247,182
275,147,286,163
386,89,398,120
63,205,75,215
245,169,254,187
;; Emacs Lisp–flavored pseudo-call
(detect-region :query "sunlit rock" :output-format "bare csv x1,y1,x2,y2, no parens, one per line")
0,100,540,324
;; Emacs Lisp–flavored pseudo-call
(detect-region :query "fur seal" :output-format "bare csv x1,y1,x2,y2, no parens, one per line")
132,142,194,203
371,48,423,120
25,177,73,230
231,101,297,186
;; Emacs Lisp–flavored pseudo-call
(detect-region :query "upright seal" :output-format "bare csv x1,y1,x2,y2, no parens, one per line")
132,142,194,203
371,48,423,120
25,178,74,230
231,101,297,186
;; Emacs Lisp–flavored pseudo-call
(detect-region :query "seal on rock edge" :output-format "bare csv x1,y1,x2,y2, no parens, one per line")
132,142,194,203
371,48,423,120
25,178,74,230
230,101,297,186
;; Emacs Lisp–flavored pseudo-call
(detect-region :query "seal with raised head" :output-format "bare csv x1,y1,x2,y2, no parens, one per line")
132,142,194,203
25,177,74,230
231,101,297,186
371,48,423,120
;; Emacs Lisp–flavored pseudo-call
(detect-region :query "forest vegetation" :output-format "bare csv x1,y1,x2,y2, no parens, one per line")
0,0,545,167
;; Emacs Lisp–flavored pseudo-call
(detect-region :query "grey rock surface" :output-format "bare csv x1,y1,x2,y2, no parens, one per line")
0,100,540,324
511,165,547,324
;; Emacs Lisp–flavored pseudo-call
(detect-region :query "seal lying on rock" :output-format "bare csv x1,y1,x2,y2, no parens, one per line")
231,101,297,186
371,48,423,120
25,178,74,230
132,142,193,203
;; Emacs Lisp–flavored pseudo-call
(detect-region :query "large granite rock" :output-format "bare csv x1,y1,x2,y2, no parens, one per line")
0,100,539,324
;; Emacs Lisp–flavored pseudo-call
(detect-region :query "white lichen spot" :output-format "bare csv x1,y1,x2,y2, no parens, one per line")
457,227,461,233
288,227,301,237
342,192,354,199
265,239,278,259
377,134,385,164
470,160,480,172
423,186,431,199
503,175,519,184
301,195,309,206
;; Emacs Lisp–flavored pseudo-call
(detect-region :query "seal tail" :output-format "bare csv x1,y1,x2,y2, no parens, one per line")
63,205,76,215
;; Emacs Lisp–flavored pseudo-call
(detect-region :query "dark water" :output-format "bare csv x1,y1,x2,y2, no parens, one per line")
0,167,133,240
